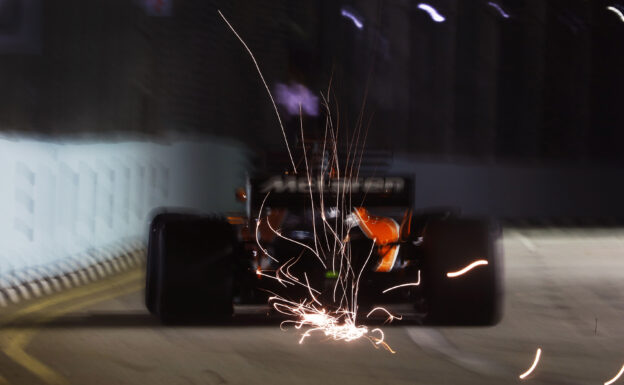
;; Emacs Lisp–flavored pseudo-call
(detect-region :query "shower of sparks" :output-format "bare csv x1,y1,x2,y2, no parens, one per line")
271,297,392,351
218,9,414,354
265,230,399,353
217,10,297,173
269,289,397,353
382,270,421,293
519,348,542,380
605,364,624,385
607,6,624,22
446,260,488,278
217,8,624,377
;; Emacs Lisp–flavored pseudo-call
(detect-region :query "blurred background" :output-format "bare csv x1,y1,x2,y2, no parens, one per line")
1,2,624,385
2,0,624,280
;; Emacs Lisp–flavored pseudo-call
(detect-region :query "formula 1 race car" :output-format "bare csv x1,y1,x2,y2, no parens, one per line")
145,173,502,326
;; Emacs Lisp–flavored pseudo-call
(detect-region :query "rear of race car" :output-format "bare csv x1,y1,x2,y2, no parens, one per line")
145,174,502,326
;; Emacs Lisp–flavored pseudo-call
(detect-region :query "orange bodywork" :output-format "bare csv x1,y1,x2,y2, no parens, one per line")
237,207,413,274
226,216,246,225
354,207,402,272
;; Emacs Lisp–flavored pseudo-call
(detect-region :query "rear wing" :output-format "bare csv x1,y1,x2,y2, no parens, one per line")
249,175,413,210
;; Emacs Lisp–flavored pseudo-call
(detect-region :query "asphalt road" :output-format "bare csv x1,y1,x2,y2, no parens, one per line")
2,228,624,385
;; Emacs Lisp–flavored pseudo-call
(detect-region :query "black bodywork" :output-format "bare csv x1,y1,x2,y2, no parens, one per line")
146,173,503,326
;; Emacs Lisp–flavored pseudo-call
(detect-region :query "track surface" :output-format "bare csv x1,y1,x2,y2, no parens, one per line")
1,228,624,385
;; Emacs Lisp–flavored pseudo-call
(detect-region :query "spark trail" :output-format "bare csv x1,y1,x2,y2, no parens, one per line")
446,260,488,278
218,8,624,385
217,10,297,174
382,271,421,294
218,9,400,351
519,348,542,380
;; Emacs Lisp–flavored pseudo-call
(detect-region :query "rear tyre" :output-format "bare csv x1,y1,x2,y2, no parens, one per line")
145,214,167,315
422,218,502,326
146,212,236,323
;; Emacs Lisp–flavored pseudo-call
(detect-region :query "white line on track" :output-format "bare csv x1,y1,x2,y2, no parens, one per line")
514,230,537,253
405,328,507,377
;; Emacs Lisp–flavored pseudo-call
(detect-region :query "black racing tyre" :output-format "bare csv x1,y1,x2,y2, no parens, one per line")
422,218,502,326
145,212,236,323
145,214,167,315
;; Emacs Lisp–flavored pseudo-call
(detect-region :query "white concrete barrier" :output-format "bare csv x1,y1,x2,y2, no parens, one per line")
0,136,249,285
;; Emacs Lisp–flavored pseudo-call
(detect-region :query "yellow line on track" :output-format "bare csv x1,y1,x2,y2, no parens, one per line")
3,282,143,385
0,269,142,326
4,336,68,385
0,270,143,385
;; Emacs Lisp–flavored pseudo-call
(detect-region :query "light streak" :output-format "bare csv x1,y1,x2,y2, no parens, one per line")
221,8,403,352
263,203,395,352
275,83,320,116
605,364,624,385
340,7,364,29
382,270,421,293
283,256,301,282
607,6,624,23
299,104,323,267
366,307,403,322
254,193,278,263
256,269,286,287
487,2,510,18
519,348,542,380
304,273,322,306
370,328,395,353
217,10,297,173
446,260,488,278
417,3,446,23
266,257,323,294
371,328,384,344
265,217,326,269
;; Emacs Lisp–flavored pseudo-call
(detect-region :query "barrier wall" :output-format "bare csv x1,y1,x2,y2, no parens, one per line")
2,138,621,294
0,137,248,284
392,156,624,220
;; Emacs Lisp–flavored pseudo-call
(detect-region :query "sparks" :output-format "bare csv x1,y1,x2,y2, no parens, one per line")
271,297,394,352
446,260,488,278
217,10,297,173
519,348,542,380
371,328,384,343
366,307,403,322
605,364,624,385
382,270,421,293
220,8,402,353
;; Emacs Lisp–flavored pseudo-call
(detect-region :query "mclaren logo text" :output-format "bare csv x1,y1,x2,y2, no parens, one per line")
260,176,405,194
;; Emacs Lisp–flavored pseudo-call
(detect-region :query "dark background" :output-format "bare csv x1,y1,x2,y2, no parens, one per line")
1,0,623,220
